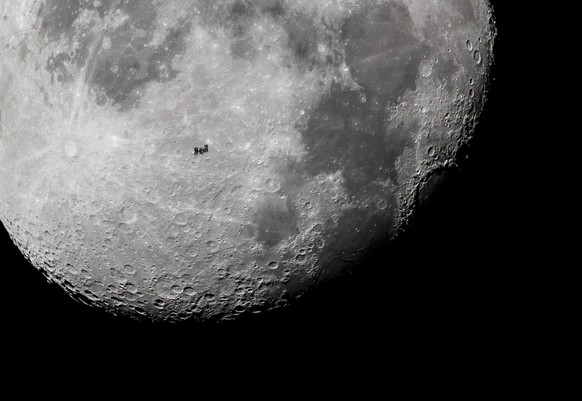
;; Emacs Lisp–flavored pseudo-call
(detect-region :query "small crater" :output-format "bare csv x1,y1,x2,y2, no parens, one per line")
311,223,324,233
377,199,388,211
241,224,258,239
184,287,196,296
123,264,136,275
119,206,138,224
264,177,281,193
473,50,482,65
155,275,183,300
206,240,220,253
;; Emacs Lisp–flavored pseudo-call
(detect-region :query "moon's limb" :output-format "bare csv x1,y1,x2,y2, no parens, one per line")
0,0,495,321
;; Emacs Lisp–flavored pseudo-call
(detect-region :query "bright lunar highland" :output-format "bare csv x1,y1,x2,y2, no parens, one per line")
0,0,495,321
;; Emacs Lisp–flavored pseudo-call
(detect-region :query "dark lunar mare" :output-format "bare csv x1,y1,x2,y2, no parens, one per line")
39,0,193,110
254,2,429,271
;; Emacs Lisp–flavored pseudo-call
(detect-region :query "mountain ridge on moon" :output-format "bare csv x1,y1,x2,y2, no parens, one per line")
0,0,495,322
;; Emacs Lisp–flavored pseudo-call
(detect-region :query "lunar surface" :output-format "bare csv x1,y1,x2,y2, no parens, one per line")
0,0,495,322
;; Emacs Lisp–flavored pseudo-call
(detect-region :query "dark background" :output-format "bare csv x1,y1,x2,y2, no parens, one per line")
2,1,532,358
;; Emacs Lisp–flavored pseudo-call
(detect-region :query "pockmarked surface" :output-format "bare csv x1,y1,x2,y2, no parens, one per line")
0,0,495,321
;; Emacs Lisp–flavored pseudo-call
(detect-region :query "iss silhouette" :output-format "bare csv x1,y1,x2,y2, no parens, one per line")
194,145,209,156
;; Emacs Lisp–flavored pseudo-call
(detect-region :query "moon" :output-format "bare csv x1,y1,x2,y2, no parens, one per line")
0,0,495,322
